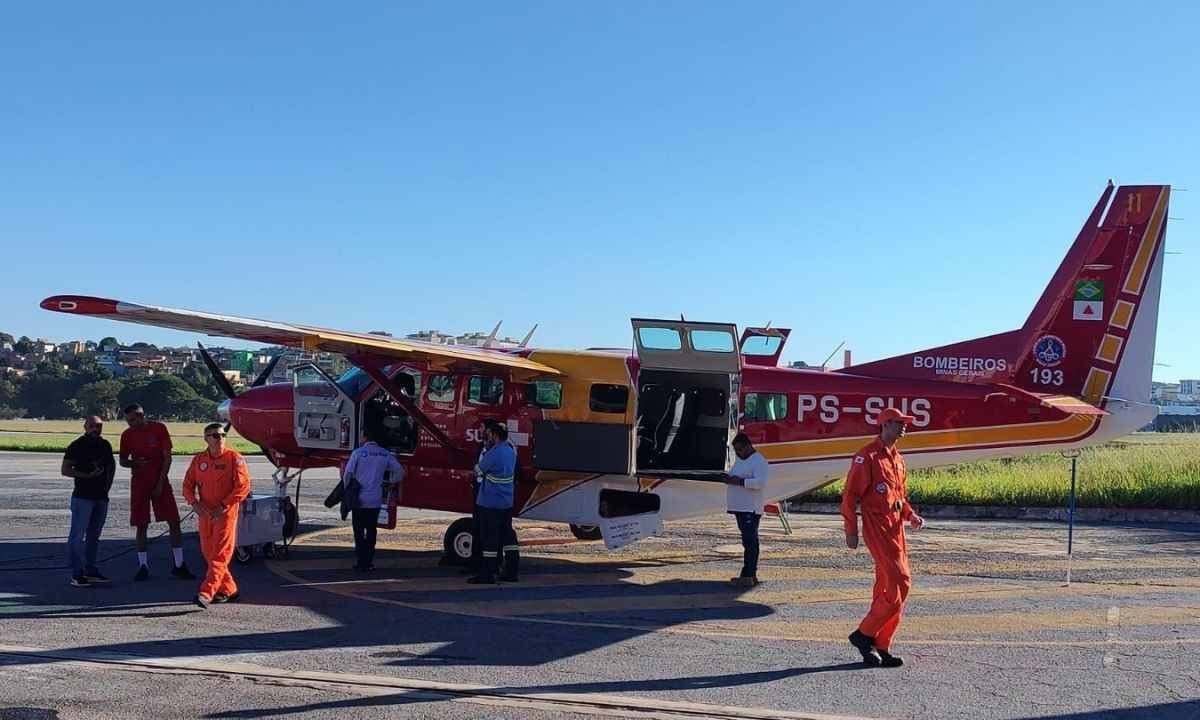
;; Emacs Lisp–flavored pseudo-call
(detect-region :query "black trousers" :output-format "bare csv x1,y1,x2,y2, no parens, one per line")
352,508,381,569
476,507,510,576
732,511,761,578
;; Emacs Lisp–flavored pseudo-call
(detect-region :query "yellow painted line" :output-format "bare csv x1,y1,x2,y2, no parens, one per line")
1109,300,1135,330
268,528,1200,650
1095,334,1123,364
1122,187,1169,296
1082,367,1113,405
268,560,1200,649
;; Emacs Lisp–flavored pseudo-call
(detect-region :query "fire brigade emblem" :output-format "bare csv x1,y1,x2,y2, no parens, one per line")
875,482,888,494
200,461,209,472
1034,335,1066,367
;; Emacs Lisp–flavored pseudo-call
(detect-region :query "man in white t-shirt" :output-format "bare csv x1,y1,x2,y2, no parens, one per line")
724,433,770,587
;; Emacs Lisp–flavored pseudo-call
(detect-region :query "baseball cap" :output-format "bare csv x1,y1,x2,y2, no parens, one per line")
877,407,916,425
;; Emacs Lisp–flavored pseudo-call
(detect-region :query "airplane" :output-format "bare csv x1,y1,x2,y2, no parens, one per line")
41,182,1171,563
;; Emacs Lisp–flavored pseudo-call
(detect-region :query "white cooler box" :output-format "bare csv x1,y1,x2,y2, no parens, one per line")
236,494,293,549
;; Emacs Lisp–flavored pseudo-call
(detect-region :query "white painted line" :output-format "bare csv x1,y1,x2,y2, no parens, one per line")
0,644,882,720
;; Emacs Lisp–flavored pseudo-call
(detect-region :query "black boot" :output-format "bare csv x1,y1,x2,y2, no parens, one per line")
499,550,519,582
849,630,882,667
467,556,497,584
877,649,904,668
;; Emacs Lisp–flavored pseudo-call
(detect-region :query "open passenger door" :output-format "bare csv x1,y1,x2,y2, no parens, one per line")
291,363,357,451
631,319,741,477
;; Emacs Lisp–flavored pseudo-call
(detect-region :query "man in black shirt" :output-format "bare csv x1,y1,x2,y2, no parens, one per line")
62,416,116,587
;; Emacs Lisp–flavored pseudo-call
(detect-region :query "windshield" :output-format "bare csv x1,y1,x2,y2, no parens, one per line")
336,367,374,398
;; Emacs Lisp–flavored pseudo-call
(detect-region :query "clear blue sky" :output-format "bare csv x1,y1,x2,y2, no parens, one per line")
3,2,1196,381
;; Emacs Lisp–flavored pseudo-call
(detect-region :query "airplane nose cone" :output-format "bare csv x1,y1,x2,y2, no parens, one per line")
217,399,232,425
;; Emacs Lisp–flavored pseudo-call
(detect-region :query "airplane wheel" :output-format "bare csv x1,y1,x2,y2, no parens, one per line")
569,524,602,541
234,546,252,564
443,517,474,564
262,543,277,559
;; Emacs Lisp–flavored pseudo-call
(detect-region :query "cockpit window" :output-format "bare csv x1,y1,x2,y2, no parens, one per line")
336,365,419,399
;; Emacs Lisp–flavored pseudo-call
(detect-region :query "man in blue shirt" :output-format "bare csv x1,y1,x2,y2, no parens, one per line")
343,425,404,571
468,421,517,584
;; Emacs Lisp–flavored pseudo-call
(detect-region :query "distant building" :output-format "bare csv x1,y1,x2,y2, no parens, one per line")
1180,379,1200,396
57,341,87,356
228,350,256,375
406,330,457,345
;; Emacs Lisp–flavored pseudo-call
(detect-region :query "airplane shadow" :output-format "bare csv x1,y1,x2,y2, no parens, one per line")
0,520,782,677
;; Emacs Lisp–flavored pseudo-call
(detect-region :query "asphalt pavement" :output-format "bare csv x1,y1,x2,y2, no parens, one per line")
1,451,1198,720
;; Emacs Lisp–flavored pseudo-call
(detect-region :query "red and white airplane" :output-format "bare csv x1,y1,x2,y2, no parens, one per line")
42,182,1170,560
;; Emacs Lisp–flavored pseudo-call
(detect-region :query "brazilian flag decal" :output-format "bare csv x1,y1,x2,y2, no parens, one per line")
1074,280,1104,301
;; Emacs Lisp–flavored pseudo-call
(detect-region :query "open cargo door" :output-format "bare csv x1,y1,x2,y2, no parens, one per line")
631,319,741,476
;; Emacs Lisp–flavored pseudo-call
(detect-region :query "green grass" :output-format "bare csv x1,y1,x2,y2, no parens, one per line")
0,420,260,455
802,433,1200,510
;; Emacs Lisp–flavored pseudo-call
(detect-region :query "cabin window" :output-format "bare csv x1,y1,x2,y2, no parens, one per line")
743,393,788,422
741,335,783,357
525,380,563,409
589,384,629,413
426,374,455,404
468,376,505,405
637,327,682,350
689,329,735,353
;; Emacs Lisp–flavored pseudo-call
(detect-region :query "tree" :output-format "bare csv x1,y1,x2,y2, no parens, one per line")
117,375,212,421
19,364,75,418
0,332,13,346
14,336,35,354
98,336,120,351
74,379,124,419
177,363,226,402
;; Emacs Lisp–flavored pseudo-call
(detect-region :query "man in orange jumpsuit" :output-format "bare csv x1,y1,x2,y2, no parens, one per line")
841,407,925,668
183,423,251,608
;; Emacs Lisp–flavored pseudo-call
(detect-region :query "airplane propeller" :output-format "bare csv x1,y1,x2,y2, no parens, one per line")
196,343,282,464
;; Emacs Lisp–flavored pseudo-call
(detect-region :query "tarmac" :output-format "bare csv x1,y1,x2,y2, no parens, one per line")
1,450,1198,719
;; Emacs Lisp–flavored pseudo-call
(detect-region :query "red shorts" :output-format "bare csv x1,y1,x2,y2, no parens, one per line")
130,478,181,526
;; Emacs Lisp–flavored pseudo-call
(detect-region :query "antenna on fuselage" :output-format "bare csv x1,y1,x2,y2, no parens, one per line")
481,321,503,349
820,341,846,371
518,324,538,348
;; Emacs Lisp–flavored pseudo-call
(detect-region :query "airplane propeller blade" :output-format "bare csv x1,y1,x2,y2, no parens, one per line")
197,343,238,400
251,354,281,388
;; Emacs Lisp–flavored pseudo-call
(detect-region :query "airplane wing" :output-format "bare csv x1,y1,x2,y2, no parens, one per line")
41,295,560,376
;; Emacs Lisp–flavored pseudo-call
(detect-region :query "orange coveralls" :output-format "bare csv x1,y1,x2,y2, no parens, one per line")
840,438,914,652
183,449,251,600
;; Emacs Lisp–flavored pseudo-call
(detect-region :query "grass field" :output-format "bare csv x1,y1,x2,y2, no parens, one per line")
0,420,260,455
803,432,1200,510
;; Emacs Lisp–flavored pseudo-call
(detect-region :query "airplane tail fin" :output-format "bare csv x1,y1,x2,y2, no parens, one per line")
843,183,1171,406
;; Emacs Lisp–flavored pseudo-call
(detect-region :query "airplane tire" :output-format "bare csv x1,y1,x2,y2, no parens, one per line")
443,517,475,564
569,524,602,541
234,546,252,564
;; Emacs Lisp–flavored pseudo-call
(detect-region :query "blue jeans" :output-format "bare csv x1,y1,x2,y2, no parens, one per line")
732,511,761,578
68,497,108,577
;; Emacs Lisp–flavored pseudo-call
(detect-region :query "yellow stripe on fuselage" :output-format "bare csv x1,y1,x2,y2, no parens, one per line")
759,414,1097,462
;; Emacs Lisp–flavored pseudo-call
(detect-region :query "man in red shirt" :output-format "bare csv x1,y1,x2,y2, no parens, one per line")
183,423,251,607
119,404,194,581
840,407,926,668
